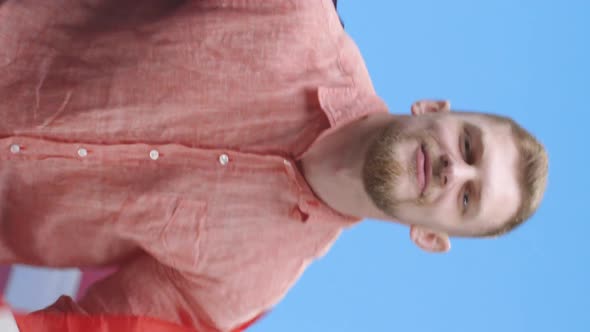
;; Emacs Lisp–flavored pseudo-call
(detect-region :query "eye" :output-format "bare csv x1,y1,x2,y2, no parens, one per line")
463,133,474,164
462,189,470,211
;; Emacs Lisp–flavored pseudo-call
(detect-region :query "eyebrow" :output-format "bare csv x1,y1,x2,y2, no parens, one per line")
463,122,484,219
464,122,484,160
469,179,483,220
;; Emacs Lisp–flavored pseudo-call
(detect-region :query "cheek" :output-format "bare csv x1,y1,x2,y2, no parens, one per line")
389,140,421,196
428,191,458,219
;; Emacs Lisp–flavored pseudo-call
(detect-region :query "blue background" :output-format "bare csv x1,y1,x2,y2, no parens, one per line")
251,1,590,331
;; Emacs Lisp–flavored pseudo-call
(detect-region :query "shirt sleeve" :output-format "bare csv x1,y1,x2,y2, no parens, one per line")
37,254,230,332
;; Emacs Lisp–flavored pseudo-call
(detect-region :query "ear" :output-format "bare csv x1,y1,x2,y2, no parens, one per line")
411,100,451,116
409,225,451,253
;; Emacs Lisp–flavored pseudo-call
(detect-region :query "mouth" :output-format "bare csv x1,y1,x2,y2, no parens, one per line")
416,143,431,195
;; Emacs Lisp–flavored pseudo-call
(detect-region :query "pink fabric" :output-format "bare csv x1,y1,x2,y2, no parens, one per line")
0,0,388,331
77,269,118,300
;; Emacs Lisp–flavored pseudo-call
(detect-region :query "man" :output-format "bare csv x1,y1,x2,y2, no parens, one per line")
0,1,548,331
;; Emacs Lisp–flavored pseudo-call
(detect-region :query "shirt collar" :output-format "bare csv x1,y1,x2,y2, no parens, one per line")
317,85,389,127
291,85,389,225
295,85,389,160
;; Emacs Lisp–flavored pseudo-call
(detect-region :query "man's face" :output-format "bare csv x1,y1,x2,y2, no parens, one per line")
362,111,521,237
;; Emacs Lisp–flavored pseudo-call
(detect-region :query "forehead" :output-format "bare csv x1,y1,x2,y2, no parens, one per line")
451,113,522,230
465,114,520,229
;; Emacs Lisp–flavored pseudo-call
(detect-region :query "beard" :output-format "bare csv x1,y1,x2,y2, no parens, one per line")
362,120,435,218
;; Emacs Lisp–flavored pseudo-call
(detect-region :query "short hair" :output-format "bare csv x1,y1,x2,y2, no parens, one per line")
480,114,549,237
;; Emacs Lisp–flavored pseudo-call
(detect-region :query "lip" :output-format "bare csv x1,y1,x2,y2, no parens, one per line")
416,144,431,195
423,144,431,195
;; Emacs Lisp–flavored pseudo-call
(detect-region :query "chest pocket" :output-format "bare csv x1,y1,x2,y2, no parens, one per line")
116,193,208,273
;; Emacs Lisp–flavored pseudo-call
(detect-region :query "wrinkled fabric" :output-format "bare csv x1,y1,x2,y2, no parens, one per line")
0,0,388,331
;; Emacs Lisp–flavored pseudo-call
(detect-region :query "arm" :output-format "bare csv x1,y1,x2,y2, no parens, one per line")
38,255,240,332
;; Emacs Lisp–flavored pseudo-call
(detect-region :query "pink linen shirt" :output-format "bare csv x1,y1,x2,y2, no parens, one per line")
0,0,388,331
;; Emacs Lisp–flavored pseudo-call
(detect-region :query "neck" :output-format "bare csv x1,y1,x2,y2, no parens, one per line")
300,113,393,220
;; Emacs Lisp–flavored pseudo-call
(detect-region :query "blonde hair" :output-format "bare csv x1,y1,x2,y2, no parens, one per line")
481,115,549,237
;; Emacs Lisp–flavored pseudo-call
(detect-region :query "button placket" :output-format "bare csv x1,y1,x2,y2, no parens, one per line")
9,144,20,154
77,148,88,157
290,205,310,223
218,153,229,166
281,158,313,223
149,149,160,160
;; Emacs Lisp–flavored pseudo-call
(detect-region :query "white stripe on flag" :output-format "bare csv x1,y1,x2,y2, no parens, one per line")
0,307,20,332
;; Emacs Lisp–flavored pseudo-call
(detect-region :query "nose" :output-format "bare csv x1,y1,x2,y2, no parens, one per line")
439,154,478,187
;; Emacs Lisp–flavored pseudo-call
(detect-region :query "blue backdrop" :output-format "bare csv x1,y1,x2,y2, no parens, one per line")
251,1,590,331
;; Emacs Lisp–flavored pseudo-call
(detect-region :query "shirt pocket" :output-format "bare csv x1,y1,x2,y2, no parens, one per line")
117,193,208,273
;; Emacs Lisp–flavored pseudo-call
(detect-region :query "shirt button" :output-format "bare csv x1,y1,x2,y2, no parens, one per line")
9,144,20,154
149,150,160,160
77,148,88,157
218,153,229,166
